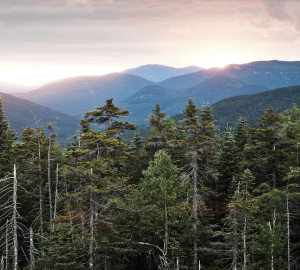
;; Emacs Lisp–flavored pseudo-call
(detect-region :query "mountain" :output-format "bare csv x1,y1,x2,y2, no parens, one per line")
221,60,300,89
158,68,219,89
0,92,78,143
123,64,202,82
16,60,300,126
159,60,300,89
0,82,34,94
121,74,267,124
19,73,153,115
122,85,183,123
211,85,300,130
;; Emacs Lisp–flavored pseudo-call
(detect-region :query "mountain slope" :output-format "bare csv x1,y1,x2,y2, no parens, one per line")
123,64,202,82
122,75,267,124
122,85,183,123
158,60,300,89
19,73,153,115
0,92,78,143
211,85,300,130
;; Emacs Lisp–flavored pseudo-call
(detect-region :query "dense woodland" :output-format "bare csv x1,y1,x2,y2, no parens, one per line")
0,95,299,270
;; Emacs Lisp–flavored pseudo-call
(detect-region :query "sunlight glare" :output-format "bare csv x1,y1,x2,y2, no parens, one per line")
0,66,120,86
199,54,243,69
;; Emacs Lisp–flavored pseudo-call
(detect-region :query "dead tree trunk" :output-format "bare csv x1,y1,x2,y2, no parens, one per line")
12,165,18,270
191,155,199,270
37,137,43,237
89,168,94,269
29,227,35,270
53,163,59,221
48,134,53,231
286,189,290,270
5,220,8,270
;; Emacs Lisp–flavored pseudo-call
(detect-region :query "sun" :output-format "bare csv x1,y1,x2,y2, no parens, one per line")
198,54,244,69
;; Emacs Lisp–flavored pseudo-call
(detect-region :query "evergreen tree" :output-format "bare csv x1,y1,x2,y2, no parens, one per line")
135,151,190,259
218,129,240,197
245,107,286,187
0,95,16,177
181,99,218,269
64,99,136,268
35,223,85,269
234,117,248,154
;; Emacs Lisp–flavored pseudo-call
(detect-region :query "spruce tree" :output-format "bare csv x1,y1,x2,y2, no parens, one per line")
181,99,217,269
0,95,15,177
245,107,286,187
218,129,240,198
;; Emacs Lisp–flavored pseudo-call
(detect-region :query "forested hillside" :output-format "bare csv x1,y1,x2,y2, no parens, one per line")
0,92,78,143
0,96,299,270
211,84,300,130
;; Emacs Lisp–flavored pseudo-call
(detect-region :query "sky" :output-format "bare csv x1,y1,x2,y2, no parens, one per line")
1,0,300,85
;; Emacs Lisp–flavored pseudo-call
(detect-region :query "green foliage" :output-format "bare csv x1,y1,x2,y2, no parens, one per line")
0,95,16,176
245,107,287,187
1,99,300,270
134,150,190,255
35,223,85,269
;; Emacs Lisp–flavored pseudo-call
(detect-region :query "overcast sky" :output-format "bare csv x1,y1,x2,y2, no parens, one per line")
1,0,300,85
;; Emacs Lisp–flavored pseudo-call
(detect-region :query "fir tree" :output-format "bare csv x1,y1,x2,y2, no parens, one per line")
0,95,16,177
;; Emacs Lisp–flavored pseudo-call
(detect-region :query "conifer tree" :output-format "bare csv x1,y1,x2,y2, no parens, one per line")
218,129,240,198
64,99,136,268
136,151,189,259
181,99,217,269
245,107,286,187
0,95,15,177
234,117,248,154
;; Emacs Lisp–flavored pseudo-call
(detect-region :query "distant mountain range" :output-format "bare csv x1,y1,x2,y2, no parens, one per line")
18,73,153,116
123,64,202,82
0,92,78,144
4,60,300,139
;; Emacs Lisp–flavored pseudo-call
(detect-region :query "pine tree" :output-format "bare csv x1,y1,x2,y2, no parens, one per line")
64,99,136,268
0,95,16,177
218,129,240,197
35,223,85,269
234,117,248,154
245,107,286,187
181,99,217,269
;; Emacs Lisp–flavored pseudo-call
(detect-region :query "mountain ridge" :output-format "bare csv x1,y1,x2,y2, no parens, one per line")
123,64,202,82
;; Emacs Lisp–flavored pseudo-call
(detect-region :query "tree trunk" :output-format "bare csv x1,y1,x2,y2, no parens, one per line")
191,155,199,269
53,163,59,220
287,190,290,270
29,227,35,270
243,214,247,270
38,138,43,236
1,256,3,270
163,201,169,256
12,165,18,270
269,209,276,270
232,210,238,270
5,220,8,270
89,168,94,269
48,136,53,231
272,143,276,188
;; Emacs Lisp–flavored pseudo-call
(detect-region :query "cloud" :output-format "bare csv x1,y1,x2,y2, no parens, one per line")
169,26,192,35
259,0,300,31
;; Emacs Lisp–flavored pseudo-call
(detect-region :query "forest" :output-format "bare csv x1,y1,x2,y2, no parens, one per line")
0,96,299,270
